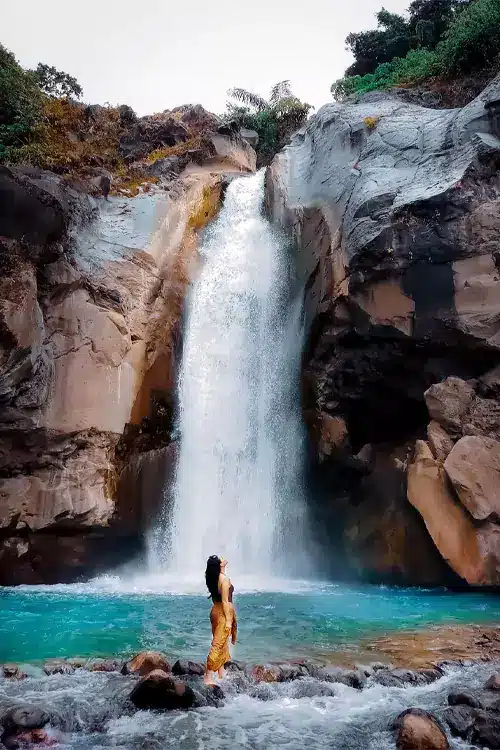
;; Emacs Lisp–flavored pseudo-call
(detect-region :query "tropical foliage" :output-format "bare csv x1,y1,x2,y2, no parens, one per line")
226,81,312,164
332,0,499,100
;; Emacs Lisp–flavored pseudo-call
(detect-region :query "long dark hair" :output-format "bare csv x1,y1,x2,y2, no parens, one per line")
205,555,221,599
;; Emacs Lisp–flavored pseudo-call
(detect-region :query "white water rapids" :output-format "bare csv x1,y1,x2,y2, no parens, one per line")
148,170,310,580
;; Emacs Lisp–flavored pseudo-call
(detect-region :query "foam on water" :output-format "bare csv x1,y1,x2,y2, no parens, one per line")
0,662,493,749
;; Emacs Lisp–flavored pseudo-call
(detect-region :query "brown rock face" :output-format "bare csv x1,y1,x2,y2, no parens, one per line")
427,422,455,462
444,436,500,521
391,709,450,750
0,134,255,584
123,651,171,677
407,440,496,585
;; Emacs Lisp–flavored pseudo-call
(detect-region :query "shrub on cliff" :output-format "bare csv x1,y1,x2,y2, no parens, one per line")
332,0,499,101
437,0,500,72
225,81,312,164
0,44,43,161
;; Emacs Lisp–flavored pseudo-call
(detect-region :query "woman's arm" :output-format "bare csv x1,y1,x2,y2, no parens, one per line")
220,576,233,630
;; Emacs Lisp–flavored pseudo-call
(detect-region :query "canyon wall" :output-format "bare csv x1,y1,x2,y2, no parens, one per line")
0,120,255,584
265,76,500,586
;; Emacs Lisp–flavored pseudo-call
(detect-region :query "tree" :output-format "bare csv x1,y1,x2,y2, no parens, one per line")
33,63,83,99
345,8,412,76
0,44,43,159
226,81,312,164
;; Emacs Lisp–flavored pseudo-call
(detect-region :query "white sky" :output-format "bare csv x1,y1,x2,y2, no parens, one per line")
3,0,409,116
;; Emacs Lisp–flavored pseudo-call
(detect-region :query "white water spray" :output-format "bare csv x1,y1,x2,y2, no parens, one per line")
149,171,309,581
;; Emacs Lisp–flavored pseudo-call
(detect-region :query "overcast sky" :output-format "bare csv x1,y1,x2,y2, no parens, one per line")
3,0,409,116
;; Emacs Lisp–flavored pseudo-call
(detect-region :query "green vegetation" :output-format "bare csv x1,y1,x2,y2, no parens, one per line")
332,0,500,100
225,81,312,164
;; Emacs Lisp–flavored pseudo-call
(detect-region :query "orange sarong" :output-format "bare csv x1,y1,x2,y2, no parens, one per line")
206,602,237,672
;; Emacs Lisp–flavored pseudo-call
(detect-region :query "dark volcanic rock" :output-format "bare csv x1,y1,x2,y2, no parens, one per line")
442,705,477,738
0,705,50,733
129,669,196,711
471,711,500,748
172,659,205,677
119,114,189,162
448,691,483,709
374,668,441,688
43,660,75,676
315,666,367,689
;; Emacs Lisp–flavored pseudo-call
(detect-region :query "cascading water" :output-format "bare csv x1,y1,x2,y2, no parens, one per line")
148,170,310,580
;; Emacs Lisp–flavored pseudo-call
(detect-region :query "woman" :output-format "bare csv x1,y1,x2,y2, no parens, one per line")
204,555,237,685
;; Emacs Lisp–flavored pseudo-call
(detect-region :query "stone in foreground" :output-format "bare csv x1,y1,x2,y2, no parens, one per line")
172,659,205,677
122,651,171,677
390,708,450,749
442,705,477,738
129,669,196,711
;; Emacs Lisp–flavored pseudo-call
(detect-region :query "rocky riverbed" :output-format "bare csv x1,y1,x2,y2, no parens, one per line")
3,627,500,749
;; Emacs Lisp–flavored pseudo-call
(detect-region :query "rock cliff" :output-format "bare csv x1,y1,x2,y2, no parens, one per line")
0,116,255,584
265,76,500,586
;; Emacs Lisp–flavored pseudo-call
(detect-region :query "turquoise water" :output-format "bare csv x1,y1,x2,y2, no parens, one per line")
1,580,500,664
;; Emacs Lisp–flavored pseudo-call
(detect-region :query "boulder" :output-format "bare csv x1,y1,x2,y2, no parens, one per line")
486,673,500,691
424,378,475,437
88,659,123,673
407,440,485,584
427,421,455,462
240,128,259,148
444,436,500,521
442,705,477,738
251,664,284,683
122,651,171,677
471,711,500,748
315,666,366,689
448,691,483,709
390,708,450,750
0,706,50,733
171,659,205,677
129,669,196,711
119,114,189,162
43,660,75,675
2,665,27,680
374,668,441,688
464,396,500,441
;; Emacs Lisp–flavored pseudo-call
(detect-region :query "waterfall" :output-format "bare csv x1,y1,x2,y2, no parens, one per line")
149,170,310,582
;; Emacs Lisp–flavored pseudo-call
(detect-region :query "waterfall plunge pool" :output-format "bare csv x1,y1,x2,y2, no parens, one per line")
2,580,500,664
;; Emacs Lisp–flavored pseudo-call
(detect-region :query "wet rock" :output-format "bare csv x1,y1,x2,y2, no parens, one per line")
122,651,171,677
251,664,284,683
374,668,441,688
226,660,246,672
2,665,27,680
424,378,476,438
315,666,367,689
442,705,477,738
448,691,483,709
448,692,483,708
444,436,500,521
172,659,205,677
129,669,196,711
486,673,500,690
0,705,50,733
193,683,225,707
471,711,500,748
89,659,123,673
390,708,450,749
43,660,75,676
278,663,310,681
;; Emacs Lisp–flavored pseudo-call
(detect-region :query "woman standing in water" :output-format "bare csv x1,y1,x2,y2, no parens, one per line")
204,555,237,685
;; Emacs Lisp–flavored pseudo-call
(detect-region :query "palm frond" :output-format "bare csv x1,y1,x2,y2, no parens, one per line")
269,80,293,105
227,88,267,112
